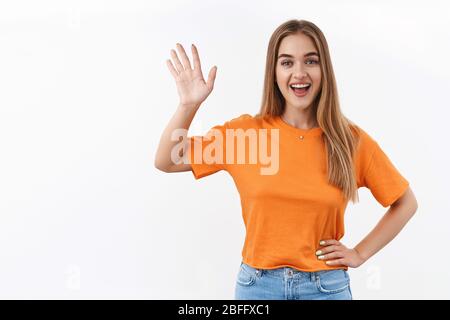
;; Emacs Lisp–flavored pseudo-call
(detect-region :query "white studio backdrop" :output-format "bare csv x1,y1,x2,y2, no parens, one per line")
0,0,449,299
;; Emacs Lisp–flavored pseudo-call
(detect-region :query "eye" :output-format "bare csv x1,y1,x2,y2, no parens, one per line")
281,60,319,66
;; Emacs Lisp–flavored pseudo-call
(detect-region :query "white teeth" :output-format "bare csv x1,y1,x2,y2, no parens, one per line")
291,83,310,89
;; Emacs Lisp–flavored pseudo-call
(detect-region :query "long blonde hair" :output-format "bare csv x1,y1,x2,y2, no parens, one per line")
257,19,361,203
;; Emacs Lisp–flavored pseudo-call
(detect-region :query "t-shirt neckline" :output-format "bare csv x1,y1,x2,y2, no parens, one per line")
273,115,323,137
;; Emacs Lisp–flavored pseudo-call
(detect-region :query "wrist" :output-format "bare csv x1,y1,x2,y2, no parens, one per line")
353,247,369,264
178,102,201,112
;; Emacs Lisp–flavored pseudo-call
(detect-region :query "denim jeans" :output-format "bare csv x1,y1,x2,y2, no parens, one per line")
234,261,353,300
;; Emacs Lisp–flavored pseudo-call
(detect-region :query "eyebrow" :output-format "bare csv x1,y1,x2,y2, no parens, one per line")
277,52,319,59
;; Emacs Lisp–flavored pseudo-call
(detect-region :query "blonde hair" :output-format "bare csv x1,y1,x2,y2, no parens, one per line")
257,19,361,203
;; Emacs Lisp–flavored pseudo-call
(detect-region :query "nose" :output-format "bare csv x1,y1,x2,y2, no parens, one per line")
292,62,308,79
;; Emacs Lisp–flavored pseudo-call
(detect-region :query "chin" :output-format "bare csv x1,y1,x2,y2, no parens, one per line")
290,100,314,110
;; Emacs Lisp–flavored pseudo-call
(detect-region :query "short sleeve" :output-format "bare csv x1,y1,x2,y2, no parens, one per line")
187,120,229,180
361,140,410,207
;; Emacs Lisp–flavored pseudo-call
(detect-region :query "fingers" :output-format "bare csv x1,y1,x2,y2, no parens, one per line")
316,239,346,265
319,239,340,247
166,59,179,78
317,250,345,261
206,66,217,91
315,245,340,256
167,43,202,78
191,44,202,71
176,43,193,71
324,258,346,266
170,47,184,74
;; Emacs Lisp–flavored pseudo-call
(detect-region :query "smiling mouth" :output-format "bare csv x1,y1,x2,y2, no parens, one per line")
290,84,311,97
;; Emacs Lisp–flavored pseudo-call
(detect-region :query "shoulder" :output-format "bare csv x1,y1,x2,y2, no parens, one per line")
224,113,264,129
349,123,383,187
349,123,379,156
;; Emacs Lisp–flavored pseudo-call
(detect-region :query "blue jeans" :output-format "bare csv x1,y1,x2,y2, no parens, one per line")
234,261,353,300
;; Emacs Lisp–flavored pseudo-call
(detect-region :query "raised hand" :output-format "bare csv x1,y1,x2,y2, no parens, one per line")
166,43,217,110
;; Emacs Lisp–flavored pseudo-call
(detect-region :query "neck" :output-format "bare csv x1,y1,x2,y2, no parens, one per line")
281,106,318,130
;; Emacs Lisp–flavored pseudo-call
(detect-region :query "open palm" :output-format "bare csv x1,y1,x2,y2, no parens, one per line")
166,43,217,108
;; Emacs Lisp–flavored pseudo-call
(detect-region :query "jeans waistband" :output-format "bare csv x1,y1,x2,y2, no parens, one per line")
240,261,347,281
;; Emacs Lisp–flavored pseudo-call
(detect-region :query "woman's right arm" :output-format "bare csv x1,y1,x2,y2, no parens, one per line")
154,43,217,173
154,102,200,173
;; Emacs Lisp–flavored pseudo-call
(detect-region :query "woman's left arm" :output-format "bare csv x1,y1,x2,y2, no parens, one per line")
316,186,419,268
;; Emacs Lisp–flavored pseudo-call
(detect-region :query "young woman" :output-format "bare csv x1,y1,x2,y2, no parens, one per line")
155,19,418,300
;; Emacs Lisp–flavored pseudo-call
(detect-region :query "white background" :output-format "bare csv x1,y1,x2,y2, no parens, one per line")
0,0,449,299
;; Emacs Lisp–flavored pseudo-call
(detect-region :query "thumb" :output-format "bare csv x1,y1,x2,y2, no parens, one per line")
206,66,217,91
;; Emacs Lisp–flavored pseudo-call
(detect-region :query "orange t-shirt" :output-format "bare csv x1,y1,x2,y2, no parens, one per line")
187,113,410,272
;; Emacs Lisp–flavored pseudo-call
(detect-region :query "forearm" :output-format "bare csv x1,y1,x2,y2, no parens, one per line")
354,200,418,263
154,103,200,170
